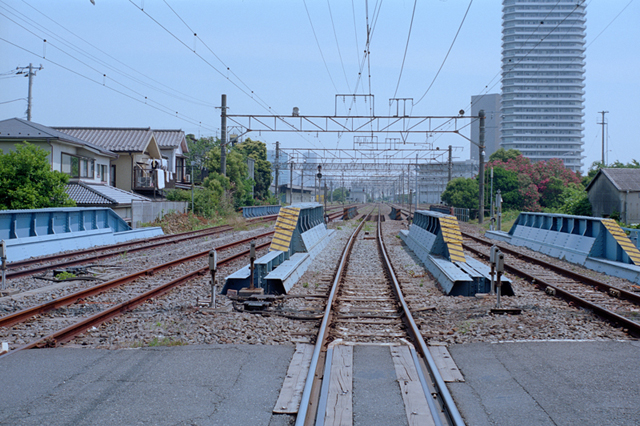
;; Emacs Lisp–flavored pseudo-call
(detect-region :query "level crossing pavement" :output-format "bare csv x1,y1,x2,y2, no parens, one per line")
1,341,639,425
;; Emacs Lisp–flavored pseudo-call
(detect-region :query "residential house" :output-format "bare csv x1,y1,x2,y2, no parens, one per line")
586,168,640,224
54,127,164,196
153,129,191,189
0,118,151,219
0,118,116,185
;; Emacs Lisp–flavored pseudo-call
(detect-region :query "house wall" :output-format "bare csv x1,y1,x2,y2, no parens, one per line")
622,191,640,224
160,148,176,174
588,176,622,218
0,140,51,163
0,140,111,184
112,154,133,192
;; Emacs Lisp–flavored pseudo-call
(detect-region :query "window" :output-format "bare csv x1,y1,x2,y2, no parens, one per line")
61,153,95,178
110,165,116,187
96,164,108,182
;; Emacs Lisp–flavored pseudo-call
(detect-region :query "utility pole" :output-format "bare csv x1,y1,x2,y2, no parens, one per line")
289,161,293,205
274,141,280,204
220,94,227,176
16,63,43,121
598,111,609,166
414,154,420,212
448,145,453,183
300,163,304,203
479,109,486,225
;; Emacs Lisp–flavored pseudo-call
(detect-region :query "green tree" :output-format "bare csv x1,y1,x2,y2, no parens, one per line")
441,177,479,209
0,142,75,210
557,183,592,216
331,187,348,203
489,148,522,163
235,138,272,200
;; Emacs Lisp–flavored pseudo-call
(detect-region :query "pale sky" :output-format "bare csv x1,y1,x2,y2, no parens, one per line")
1,0,638,173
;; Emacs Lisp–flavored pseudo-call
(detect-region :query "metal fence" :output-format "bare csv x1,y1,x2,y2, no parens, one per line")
131,201,189,228
453,207,470,222
622,227,640,249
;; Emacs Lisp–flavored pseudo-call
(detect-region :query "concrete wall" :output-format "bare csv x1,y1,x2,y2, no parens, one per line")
131,200,189,228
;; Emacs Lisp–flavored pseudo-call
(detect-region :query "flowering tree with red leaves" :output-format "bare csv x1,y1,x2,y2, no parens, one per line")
486,154,581,211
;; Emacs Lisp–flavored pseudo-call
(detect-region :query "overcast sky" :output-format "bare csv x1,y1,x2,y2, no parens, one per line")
1,0,637,173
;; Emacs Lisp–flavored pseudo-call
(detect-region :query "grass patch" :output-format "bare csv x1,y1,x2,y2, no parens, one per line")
54,271,77,280
143,337,186,347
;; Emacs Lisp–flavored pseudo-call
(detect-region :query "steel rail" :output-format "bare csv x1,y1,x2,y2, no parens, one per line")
0,231,274,328
461,231,640,306
6,215,277,279
0,240,272,359
295,208,374,426
377,213,464,426
463,242,640,337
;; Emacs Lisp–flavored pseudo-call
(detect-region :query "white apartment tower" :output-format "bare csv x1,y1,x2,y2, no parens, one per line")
501,0,586,172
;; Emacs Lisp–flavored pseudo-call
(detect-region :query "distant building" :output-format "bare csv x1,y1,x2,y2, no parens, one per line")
501,0,586,172
267,149,290,189
586,168,640,224
350,187,367,203
470,94,501,161
417,160,478,205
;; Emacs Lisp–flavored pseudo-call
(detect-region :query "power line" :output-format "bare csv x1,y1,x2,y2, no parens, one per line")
302,0,339,94
161,0,276,116
129,1,320,149
414,0,473,107
0,98,26,105
0,36,218,131
0,9,218,129
3,0,218,108
326,0,352,93
392,0,417,100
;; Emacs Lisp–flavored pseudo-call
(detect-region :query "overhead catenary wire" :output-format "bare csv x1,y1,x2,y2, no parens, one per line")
414,0,473,107
326,0,352,93
130,0,321,148
302,0,339,94
392,0,417,100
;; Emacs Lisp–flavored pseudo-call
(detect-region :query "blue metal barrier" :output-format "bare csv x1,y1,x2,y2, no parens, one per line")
0,207,130,240
224,203,334,295
399,210,512,296
0,207,163,262
241,205,281,218
486,212,640,283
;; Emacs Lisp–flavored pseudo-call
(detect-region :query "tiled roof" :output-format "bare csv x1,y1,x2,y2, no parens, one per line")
600,168,640,192
66,183,116,205
66,183,150,206
54,127,154,152
0,118,117,157
153,129,187,151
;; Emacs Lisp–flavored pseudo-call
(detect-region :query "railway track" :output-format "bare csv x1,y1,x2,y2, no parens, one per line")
5,214,278,279
295,207,462,426
461,231,640,336
0,232,274,357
